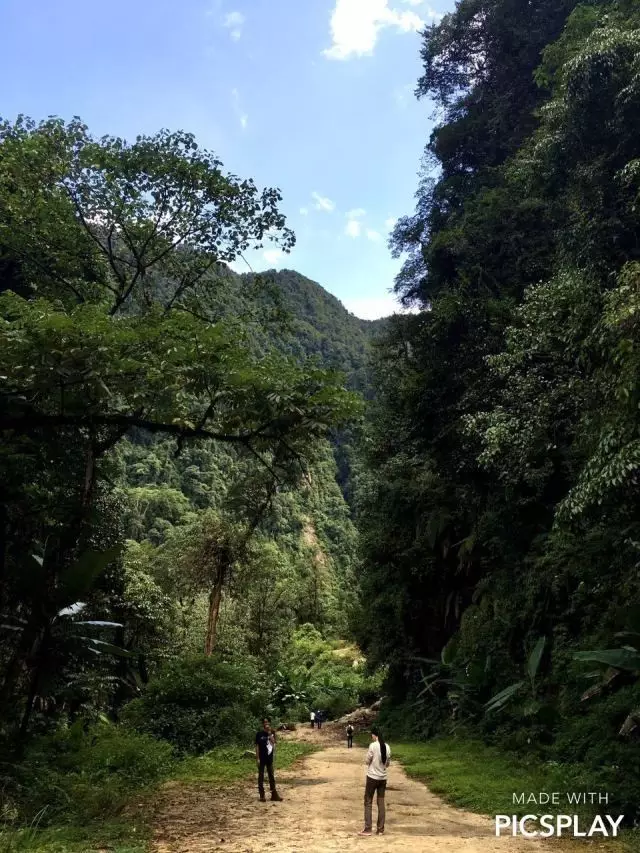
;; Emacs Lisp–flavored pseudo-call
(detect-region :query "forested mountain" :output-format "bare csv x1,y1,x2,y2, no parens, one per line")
356,0,640,820
240,267,385,502
241,268,382,397
109,269,379,671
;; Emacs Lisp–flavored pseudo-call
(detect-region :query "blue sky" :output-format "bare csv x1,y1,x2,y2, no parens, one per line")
0,0,451,318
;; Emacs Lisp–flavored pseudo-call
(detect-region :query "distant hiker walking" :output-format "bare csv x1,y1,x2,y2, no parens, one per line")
346,723,354,748
255,718,283,802
310,710,316,729
358,726,390,836
316,710,323,730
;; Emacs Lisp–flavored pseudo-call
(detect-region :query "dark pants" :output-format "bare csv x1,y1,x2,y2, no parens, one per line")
347,735,353,748
317,719,322,729
364,776,387,832
258,756,276,797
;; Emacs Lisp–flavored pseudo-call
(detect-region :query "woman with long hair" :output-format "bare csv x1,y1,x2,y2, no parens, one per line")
358,725,391,836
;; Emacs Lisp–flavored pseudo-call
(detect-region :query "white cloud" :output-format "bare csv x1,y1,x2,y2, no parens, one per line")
323,0,438,60
312,192,336,212
300,207,309,216
346,207,366,219
366,229,382,241
263,249,284,266
345,219,362,238
223,10,245,41
385,217,398,230
342,294,418,320
227,258,249,274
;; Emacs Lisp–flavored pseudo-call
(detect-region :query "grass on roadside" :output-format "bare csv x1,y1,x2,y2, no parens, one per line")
0,740,316,853
176,740,317,784
392,739,596,816
376,737,636,853
0,817,149,853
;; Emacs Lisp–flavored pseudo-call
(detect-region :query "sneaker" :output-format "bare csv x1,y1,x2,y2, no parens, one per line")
376,829,385,835
271,791,283,802
357,829,373,836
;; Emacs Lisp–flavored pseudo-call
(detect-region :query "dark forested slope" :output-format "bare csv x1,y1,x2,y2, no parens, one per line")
356,0,640,822
235,268,385,503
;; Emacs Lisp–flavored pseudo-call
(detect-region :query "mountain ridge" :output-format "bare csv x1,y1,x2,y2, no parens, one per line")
239,268,386,397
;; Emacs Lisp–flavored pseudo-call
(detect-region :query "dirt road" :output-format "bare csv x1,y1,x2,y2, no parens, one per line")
152,724,553,853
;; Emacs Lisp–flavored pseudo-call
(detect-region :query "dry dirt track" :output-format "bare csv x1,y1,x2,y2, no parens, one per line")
151,723,564,853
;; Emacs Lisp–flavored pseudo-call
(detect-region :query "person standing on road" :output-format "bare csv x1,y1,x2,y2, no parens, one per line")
316,709,322,730
346,723,354,748
310,710,316,729
358,726,391,836
255,718,283,802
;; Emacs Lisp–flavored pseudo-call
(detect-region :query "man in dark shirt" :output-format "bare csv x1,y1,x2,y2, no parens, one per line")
255,718,283,802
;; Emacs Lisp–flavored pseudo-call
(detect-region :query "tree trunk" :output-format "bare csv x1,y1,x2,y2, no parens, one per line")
204,580,224,656
0,611,42,709
18,625,49,742
19,663,40,742
0,500,7,609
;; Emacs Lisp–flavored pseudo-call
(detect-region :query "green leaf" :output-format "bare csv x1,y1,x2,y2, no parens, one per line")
78,637,134,658
441,634,459,666
57,602,87,617
527,636,546,686
57,546,122,607
484,681,525,713
573,649,640,671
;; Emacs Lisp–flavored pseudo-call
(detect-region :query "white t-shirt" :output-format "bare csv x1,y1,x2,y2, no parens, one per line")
365,740,391,780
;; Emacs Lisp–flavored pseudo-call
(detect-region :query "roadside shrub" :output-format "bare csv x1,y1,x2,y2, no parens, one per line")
121,655,268,754
317,690,358,720
0,721,174,827
359,670,386,707
551,684,640,822
378,696,451,740
286,702,310,723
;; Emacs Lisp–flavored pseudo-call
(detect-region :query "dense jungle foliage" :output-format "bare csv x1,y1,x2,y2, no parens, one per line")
0,118,380,833
356,0,640,823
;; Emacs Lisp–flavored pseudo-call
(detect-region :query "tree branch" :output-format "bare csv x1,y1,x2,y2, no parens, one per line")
0,410,290,444
65,188,127,292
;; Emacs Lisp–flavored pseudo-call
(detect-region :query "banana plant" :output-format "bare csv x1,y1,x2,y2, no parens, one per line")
484,636,546,714
574,637,640,736
1,545,130,738
412,634,479,724
270,669,312,712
